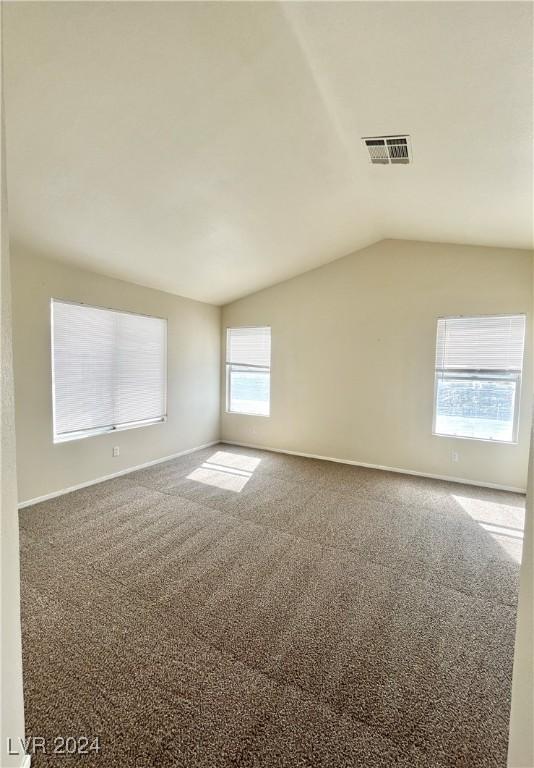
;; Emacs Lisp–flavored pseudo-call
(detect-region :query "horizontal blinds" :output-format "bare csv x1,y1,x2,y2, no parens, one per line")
435,315,525,372
227,327,271,367
52,300,166,438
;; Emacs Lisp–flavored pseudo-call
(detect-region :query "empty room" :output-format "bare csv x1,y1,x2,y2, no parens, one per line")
1,2,533,767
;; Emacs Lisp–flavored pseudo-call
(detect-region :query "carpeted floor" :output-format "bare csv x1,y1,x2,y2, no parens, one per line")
19,443,525,767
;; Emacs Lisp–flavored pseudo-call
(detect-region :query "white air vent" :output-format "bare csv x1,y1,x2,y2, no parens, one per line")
362,135,411,165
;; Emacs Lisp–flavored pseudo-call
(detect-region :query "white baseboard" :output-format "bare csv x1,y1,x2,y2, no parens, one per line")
17,440,220,509
221,440,526,494
18,436,525,508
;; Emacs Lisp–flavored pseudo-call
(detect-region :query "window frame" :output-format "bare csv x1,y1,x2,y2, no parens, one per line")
432,313,525,445
51,298,168,443
225,326,271,417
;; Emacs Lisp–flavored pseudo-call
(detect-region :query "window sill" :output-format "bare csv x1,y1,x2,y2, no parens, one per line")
225,410,270,418
54,416,167,444
432,431,518,446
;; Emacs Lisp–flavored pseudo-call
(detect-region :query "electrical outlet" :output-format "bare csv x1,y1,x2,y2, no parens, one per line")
451,451,459,463
113,446,120,457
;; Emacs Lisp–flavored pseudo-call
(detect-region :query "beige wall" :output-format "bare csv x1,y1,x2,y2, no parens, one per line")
222,239,532,490
508,425,534,766
1,72,26,767
507,250,534,767
12,248,221,504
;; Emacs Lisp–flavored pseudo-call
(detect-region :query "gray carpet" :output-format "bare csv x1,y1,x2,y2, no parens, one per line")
19,443,525,767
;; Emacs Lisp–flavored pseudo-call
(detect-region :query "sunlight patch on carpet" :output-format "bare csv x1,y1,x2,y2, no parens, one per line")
187,451,261,491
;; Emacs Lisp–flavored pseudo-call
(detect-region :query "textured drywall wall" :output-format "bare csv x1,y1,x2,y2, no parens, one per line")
222,239,532,490
11,247,221,503
1,50,26,768
507,252,534,767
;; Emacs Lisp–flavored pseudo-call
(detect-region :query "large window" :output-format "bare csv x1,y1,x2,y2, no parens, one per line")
433,314,525,443
51,299,167,442
226,326,271,416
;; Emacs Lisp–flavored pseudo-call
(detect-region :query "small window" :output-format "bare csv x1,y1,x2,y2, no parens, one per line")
433,314,526,443
226,327,271,416
51,299,167,442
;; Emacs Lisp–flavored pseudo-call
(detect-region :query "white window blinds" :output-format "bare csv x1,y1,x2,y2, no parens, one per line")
226,326,271,367
435,315,525,372
433,314,525,443
51,300,167,441
226,327,271,416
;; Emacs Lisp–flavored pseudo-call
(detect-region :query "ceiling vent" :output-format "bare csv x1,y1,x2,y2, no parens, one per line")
362,135,411,165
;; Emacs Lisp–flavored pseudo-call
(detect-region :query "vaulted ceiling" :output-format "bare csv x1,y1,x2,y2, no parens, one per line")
4,1,533,304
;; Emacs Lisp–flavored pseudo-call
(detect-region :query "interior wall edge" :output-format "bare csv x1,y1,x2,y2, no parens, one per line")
0,14,26,762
